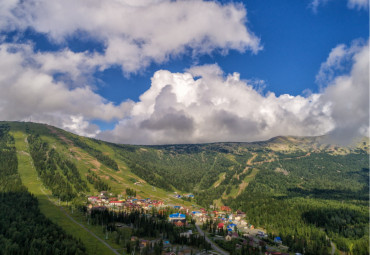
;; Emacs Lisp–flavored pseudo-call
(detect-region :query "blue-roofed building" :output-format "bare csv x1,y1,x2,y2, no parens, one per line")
274,236,282,244
227,224,237,232
174,205,181,209
169,213,186,225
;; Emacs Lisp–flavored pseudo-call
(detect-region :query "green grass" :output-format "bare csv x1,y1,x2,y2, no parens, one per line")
12,129,195,255
12,131,117,255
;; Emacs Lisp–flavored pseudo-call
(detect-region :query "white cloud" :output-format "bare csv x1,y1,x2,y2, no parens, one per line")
0,0,261,74
98,65,333,144
315,40,363,87
99,40,369,145
0,42,133,136
319,41,369,144
347,0,369,10
310,0,368,12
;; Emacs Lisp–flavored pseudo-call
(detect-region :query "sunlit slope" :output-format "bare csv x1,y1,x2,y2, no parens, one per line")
4,121,369,207
5,121,194,206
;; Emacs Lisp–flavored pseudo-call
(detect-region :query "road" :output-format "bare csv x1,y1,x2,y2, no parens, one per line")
195,224,229,255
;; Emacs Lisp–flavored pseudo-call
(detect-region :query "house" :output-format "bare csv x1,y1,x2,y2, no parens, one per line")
225,235,232,241
221,206,232,212
274,237,282,244
140,240,150,248
180,230,192,238
109,201,124,207
88,196,99,202
174,221,185,227
236,210,246,218
191,211,202,216
169,213,186,227
227,223,237,232
163,240,172,249
231,232,239,238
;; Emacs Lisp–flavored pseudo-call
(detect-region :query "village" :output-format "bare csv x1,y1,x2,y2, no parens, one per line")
86,191,296,255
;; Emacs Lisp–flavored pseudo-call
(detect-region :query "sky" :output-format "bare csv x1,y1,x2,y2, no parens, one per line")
0,0,368,145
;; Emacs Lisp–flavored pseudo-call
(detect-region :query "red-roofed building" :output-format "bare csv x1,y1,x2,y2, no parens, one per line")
221,206,231,212
174,221,185,227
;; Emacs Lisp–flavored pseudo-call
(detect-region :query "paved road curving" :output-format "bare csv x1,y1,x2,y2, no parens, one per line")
195,224,229,255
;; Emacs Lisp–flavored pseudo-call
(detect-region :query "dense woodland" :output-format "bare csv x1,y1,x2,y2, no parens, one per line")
27,134,89,201
86,169,111,191
87,208,211,253
112,143,252,192
225,152,369,254
0,124,86,255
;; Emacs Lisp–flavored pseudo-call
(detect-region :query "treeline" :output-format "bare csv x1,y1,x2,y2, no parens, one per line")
0,192,87,255
69,137,118,171
126,188,136,197
0,124,86,254
86,169,110,191
0,125,24,193
28,134,88,201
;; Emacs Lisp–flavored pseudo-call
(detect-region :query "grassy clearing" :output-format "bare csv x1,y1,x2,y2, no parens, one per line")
12,131,116,255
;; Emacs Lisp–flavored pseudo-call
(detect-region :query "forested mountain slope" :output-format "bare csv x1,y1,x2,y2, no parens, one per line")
1,121,369,254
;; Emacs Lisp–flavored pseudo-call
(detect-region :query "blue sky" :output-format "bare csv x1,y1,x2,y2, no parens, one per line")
85,0,368,103
0,0,368,144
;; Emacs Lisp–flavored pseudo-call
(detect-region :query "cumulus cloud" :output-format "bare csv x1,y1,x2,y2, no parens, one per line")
98,40,369,145
98,65,332,144
310,0,368,12
0,42,133,136
0,0,261,74
315,40,364,87
319,41,369,144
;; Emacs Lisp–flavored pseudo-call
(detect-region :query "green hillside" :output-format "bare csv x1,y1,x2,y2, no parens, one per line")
1,121,369,254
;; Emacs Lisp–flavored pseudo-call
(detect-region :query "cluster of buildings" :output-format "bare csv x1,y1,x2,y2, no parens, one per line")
87,191,164,211
190,207,255,233
87,191,288,254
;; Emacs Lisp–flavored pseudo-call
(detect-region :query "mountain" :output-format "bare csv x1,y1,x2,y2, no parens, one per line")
1,121,369,254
